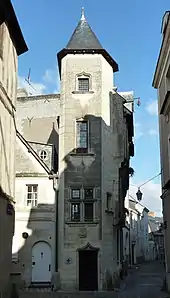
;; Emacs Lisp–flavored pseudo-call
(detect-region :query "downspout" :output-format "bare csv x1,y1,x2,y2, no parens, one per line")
52,176,58,272
55,189,59,271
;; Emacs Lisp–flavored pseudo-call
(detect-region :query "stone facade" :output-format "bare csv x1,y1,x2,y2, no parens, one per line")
152,11,170,291
124,196,150,266
12,95,59,286
13,11,134,291
0,2,27,297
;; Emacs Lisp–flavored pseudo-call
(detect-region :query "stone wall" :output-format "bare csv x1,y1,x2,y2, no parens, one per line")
58,54,125,290
0,22,18,297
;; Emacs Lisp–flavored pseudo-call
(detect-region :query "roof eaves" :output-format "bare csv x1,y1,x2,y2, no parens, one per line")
1,0,28,55
153,12,170,88
57,48,118,77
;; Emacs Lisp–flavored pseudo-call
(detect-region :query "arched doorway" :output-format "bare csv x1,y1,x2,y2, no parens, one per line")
32,241,51,283
78,243,99,291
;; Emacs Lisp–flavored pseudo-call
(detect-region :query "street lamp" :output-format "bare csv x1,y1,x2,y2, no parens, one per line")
136,188,143,201
130,171,161,202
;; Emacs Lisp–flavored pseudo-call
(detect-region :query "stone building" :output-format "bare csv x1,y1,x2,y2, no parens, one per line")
12,92,59,285
152,10,170,291
126,196,149,264
0,1,28,297
13,10,134,291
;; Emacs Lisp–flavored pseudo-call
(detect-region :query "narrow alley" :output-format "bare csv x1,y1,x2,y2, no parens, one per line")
117,260,168,298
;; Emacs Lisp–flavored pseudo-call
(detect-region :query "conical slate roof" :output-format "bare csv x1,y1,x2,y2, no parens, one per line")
57,8,118,75
66,9,103,50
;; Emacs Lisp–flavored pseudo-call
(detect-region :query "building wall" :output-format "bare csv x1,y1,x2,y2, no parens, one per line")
128,201,150,264
12,176,56,285
153,15,170,284
0,22,18,297
16,94,60,145
58,53,125,290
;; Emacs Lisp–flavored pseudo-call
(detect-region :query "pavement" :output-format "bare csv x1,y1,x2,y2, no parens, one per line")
19,261,170,298
116,260,169,298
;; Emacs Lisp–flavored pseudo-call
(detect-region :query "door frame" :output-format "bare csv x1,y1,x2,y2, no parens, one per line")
77,242,99,291
31,241,52,283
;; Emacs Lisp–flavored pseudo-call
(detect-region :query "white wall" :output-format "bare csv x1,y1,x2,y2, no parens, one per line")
12,176,56,284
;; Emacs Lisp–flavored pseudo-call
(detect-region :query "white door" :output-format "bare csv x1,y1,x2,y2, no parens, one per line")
32,242,51,282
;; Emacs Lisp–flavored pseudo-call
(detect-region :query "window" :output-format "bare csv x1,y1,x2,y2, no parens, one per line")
78,77,89,92
70,187,94,222
26,184,38,207
39,150,47,160
76,121,88,153
84,188,93,200
106,192,112,210
71,203,80,221
0,24,4,58
84,202,93,221
116,229,120,263
166,65,170,91
71,189,81,199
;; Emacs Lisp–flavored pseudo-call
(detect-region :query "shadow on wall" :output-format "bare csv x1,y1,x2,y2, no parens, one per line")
0,117,12,195
11,108,131,291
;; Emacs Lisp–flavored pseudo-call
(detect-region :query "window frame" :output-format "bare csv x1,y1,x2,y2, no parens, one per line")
78,77,89,92
39,150,47,161
26,184,38,208
106,192,112,211
0,23,4,59
76,73,91,93
70,187,95,222
167,135,170,179
76,120,89,153
166,65,170,92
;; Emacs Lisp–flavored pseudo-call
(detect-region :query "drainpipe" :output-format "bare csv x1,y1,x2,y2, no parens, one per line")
52,176,58,272
55,189,59,271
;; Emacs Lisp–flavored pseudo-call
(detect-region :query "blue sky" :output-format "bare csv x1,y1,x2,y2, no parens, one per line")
12,0,169,215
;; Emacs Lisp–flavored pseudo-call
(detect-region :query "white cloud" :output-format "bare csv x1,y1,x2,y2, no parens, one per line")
43,68,60,92
146,100,158,116
148,128,158,136
134,122,144,139
43,69,56,84
18,76,46,96
129,182,162,217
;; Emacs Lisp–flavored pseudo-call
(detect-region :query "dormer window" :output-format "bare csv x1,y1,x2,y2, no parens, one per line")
39,150,47,161
78,77,89,92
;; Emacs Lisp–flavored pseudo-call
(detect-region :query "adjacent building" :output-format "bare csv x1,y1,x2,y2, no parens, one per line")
124,195,150,265
153,10,170,291
13,10,135,291
0,1,28,297
148,214,164,261
12,92,59,285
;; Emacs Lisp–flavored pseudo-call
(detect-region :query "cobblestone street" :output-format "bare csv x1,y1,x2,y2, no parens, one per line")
19,261,170,298
117,261,169,298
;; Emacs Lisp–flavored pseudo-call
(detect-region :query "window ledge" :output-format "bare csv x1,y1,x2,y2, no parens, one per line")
69,152,95,157
65,221,99,226
105,209,114,214
72,90,94,95
69,199,97,202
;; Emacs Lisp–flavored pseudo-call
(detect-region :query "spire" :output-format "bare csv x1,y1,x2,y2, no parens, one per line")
66,8,102,50
81,7,85,21
57,9,119,75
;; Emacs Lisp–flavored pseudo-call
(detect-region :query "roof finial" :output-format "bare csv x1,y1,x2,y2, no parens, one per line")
81,7,85,21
